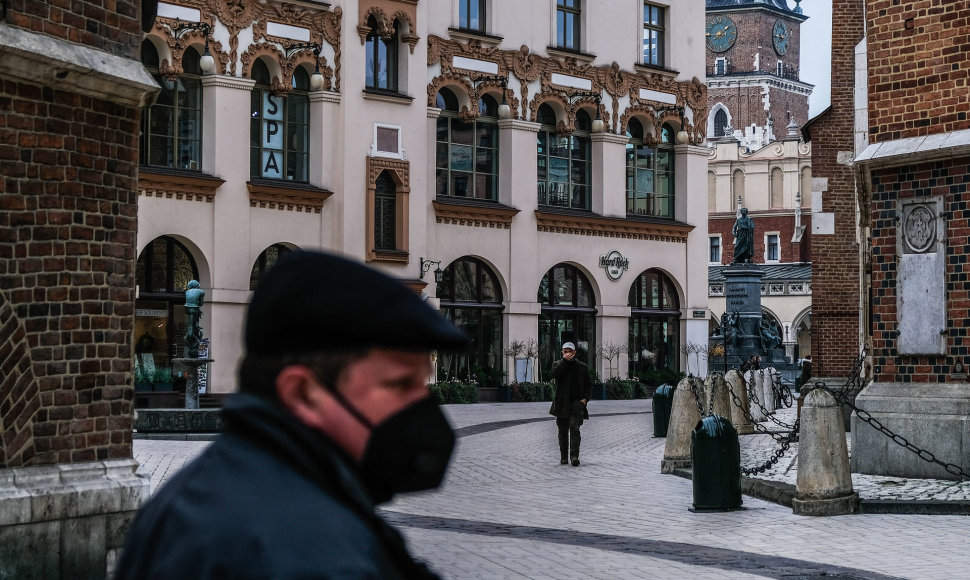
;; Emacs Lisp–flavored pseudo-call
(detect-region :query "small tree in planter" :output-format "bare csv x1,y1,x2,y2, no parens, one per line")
596,341,625,380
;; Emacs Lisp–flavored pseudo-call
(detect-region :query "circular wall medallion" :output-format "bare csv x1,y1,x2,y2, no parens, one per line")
904,205,935,253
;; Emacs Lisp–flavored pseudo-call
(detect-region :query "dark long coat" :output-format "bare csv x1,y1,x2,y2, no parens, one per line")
115,393,439,579
548,357,592,419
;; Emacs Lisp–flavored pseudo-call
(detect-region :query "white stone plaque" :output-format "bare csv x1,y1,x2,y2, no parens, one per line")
897,197,945,355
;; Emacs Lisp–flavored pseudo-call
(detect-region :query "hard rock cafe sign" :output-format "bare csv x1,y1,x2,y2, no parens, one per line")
599,250,630,280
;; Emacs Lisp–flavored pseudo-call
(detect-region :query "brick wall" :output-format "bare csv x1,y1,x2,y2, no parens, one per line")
709,212,810,264
866,1,970,142
0,3,144,467
805,0,865,377
868,159,970,382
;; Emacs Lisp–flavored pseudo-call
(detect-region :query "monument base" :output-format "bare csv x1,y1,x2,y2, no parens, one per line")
851,382,970,480
0,460,148,578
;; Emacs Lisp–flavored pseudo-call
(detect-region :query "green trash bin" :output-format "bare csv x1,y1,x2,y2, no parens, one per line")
652,383,674,437
690,414,742,512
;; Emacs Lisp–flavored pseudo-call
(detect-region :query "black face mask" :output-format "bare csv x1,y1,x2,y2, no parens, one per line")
333,394,456,504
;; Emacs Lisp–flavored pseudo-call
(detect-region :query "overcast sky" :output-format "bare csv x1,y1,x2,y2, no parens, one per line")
799,0,833,119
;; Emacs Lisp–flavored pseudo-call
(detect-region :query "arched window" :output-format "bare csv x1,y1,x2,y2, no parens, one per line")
250,244,294,290
770,167,784,208
365,16,398,91
140,40,203,170
435,88,499,201
538,264,596,378
537,104,591,210
732,169,745,209
437,257,504,385
135,236,200,389
714,109,728,139
626,118,674,218
708,171,717,212
628,269,680,377
374,171,397,250
249,60,310,181
800,167,812,206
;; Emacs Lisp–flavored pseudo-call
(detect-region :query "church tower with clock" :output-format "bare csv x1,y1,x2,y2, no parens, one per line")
705,0,812,149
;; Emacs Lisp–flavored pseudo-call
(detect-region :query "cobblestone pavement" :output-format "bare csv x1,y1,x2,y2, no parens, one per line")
134,400,970,578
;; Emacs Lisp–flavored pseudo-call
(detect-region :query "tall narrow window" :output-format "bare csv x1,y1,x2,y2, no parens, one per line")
537,105,591,210
766,234,780,262
366,16,398,92
249,60,310,181
435,88,499,200
437,257,504,385
140,41,203,170
556,0,581,50
710,236,721,263
714,109,728,139
625,118,674,218
374,171,397,250
459,0,486,32
628,269,681,378
770,167,784,208
538,263,596,379
642,3,665,66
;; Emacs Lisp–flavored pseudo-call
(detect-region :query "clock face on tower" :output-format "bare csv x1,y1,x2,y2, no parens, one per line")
772,20,791,55
706,16,738,53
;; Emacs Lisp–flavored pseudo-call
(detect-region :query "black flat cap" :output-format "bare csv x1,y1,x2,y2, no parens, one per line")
245,251,468,354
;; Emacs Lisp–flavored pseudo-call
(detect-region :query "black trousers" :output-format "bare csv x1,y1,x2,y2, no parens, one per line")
556,415,583,460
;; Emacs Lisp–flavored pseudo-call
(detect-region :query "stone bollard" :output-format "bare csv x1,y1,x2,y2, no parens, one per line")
706,374,733,420
792,388,859,516
745,371,766,422
725,370,754,435
662,376,702,473
760,369,777,414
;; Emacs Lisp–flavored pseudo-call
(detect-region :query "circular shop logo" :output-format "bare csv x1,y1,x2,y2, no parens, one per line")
599,250,630,281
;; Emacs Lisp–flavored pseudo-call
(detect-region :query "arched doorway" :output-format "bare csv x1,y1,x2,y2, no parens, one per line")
134,236,200,393
437,257,504,386
628,269,680,380
538,263,596,380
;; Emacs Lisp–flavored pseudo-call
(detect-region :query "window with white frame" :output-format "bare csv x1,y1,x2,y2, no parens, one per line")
709,236,721,264
765,233,780,262
642,3,665,66
556,0,581,50
714,57,726,76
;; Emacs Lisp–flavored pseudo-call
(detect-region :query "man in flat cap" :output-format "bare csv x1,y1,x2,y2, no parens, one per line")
117,251,467,579
549,342,592,466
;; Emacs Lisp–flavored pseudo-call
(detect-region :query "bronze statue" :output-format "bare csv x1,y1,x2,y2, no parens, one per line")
184,280,205,358
732,207,755,263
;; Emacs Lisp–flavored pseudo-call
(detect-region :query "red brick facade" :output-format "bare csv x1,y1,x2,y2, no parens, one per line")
0,1,144,467
804,0,865,377
709,211,811,265
866,2,970,142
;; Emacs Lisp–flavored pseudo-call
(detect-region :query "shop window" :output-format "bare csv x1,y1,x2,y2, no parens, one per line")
437,257,504,385
628,269,680,378
140,40,203,170
626,118,674,218
459,0,486,32
435,88,499,201
365,15,399,92
642,3,665,66
537,104,591,210
249,59,310,181
556,0,581,50
250,244,295,290
538,263,596,379
135,236,200,392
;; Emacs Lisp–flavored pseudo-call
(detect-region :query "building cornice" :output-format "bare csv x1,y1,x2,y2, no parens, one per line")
433,200,520,229
138,168,225,202
534,211,694,242
707,74,813,96
201,75,256,91
856,129,970,169
247,179,334,213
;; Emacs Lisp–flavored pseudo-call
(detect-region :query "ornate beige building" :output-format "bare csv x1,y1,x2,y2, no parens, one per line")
134,0,711,401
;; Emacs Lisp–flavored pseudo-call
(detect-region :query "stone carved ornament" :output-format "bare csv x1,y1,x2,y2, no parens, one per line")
426,35,707,142
151,0,342,92
357,2,420,54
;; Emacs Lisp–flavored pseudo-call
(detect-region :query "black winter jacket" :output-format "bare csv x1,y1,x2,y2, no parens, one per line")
548,357,592,419
115,393,439,579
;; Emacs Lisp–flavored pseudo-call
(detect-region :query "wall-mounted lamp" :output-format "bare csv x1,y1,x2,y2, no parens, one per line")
473,75,511,119
654,105,690,144
419,257,444,283
286,42,326,91
173,19,215,73
571,91,604,133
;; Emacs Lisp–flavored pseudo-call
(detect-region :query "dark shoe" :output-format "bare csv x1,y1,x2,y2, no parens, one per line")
571,458,580,467
560,458,568,465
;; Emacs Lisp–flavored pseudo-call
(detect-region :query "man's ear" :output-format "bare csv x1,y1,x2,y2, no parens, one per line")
275,366,329,430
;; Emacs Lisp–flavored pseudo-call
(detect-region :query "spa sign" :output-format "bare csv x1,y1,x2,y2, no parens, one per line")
599,250,630,280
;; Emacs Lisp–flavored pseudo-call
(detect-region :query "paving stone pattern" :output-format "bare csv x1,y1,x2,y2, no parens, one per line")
133,400,970,578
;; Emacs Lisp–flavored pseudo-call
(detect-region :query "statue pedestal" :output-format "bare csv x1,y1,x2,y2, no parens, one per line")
173,357,214,409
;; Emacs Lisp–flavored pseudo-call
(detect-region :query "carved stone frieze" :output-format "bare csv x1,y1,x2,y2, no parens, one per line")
427,35,709,142
358,1,420,53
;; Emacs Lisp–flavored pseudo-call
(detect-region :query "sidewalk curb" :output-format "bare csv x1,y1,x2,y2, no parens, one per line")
669,468,796,507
